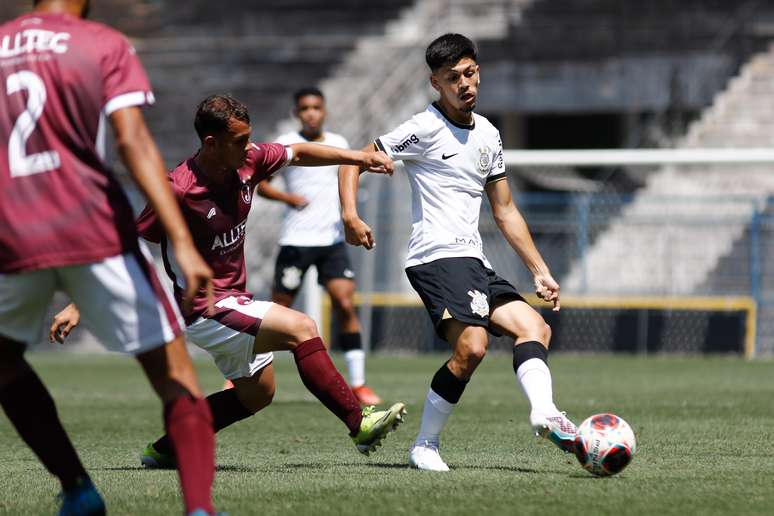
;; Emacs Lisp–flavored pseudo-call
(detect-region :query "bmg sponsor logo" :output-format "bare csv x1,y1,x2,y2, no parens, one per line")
391,134,419,153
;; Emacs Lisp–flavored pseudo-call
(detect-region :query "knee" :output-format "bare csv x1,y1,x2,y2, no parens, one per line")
288,314,319,347
239,380,275,414
522,319,551,349
455,340,487,375
333,296,356,318
540,323,552,348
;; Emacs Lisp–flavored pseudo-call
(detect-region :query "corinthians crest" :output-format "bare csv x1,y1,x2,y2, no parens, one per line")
477,146,491,172
467,289,489,318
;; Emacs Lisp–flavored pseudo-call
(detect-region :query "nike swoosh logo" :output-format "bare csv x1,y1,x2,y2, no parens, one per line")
442,153,458,160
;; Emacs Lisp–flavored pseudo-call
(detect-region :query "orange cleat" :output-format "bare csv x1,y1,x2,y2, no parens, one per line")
222,379,234,390
351,384,382,406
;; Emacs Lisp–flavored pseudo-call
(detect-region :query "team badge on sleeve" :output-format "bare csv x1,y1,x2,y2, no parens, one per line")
477,147,491,172
467,290,489,317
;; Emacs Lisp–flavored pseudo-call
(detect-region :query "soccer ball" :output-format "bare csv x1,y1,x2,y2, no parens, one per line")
574,413,636,477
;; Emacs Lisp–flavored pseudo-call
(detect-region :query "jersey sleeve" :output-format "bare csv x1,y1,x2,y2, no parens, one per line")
374,117,427,161
135,175,182,242
100,29,155,115
246,143,292,186
135,204,163,243
486,132,507,184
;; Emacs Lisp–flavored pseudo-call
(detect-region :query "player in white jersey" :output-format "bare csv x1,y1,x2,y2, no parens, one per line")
256,87,382,405
340,33,577,471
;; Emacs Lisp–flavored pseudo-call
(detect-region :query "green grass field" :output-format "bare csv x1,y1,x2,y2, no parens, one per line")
1,353,772,515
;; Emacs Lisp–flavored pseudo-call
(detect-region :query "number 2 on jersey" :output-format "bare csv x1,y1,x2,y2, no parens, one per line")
6,70,61,177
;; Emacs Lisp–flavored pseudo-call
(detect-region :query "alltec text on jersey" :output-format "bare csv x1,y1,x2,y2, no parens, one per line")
1,29,70,58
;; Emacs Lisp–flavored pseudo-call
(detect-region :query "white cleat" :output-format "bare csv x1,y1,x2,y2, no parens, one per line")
530,411,578,454
409,442,450,472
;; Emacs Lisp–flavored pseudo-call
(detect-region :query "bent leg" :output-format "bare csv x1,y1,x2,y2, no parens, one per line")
254,304,363,435
490,299,576,451
150,364,275,458
489,299,557,415
414,321,487,449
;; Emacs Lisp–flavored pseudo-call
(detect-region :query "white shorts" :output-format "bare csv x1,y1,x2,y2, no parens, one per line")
0,244,183,354
185,295,274,380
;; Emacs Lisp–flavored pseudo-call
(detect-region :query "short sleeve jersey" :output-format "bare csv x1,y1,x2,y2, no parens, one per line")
136,143,290,323
375,102,506,268
273,131,349,247
0,12,155,273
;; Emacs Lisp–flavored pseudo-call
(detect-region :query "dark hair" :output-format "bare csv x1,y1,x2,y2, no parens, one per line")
194,94,250,140
425,33,477,71
293,87,324,105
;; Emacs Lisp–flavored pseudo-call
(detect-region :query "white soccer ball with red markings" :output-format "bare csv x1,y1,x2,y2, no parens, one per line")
574,413,636,477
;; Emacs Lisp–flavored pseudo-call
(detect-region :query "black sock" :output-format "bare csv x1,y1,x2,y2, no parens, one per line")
430,362,468,404
154,388,253,455
0,370,88,491
339,332,362,352
513,341,548,374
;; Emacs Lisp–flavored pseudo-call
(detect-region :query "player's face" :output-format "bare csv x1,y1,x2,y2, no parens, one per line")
295,95,325,135
431,57,480,113
212,118,251,170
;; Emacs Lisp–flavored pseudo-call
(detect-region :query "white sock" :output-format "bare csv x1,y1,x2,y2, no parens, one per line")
414,388,455,448
344,349,365,387
516,358,558,417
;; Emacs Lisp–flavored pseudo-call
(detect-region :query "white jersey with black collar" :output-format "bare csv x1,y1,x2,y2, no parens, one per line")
375,103,506,268
274,131,349,247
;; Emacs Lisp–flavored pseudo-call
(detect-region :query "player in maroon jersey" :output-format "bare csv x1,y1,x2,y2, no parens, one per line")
51,94,407,469
0,1,218,515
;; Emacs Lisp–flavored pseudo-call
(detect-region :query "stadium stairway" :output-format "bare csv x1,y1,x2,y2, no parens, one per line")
563,44,774,299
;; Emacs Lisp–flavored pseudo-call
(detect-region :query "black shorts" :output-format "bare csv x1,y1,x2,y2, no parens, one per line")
273,243,355,295
405,257,525,339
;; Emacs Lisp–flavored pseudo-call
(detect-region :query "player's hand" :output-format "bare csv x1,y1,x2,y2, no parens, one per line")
172,241,215,316
49,303,80,344
361,151,393,175
534,273,561,311
343,215,375,249
287,194,309,210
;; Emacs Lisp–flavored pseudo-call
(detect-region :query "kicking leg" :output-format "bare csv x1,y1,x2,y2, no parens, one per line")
410,320,488,472
490,299,576,453
254,304,404,454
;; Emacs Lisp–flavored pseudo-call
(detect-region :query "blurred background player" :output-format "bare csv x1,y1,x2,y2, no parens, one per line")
256,87,382,405
0,1,217,515
340,34,576,471
53,94,405,467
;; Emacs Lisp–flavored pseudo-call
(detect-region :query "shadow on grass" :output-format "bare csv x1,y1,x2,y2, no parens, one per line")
461,464,565,475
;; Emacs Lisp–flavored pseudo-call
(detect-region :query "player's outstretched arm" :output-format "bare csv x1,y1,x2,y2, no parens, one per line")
256,178,308,209
110,107,214,314
339,144,377,249
288,142,393,174
485,178,560,311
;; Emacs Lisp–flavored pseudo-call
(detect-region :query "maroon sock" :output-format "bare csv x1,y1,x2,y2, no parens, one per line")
292,337,362,435
154,388,253,455
164,396,215,514
0,370,88,491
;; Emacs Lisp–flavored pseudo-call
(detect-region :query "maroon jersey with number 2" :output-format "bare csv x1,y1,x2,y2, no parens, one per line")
136,143,290,323
0,12,154,273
